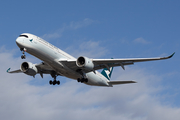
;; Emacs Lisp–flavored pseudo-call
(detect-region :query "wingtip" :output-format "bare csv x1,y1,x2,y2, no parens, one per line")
132,81,137,83
7,68,11,73
168,52,175,58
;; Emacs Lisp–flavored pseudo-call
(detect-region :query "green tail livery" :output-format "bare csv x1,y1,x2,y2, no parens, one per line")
101,67,114,80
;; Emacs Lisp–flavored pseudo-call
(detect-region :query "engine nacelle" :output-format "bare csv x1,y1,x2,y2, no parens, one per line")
20,62,38,76
76,56,94,71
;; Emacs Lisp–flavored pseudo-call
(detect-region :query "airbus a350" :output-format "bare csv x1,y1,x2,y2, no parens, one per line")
7,33,175,87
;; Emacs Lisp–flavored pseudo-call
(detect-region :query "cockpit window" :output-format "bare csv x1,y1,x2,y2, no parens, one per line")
19,35,28,38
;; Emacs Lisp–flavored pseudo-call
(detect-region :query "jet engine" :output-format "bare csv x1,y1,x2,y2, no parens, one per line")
21,62,38,76
76,56,94,71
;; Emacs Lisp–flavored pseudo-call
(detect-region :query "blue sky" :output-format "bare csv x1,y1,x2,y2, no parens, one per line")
0,0,180,120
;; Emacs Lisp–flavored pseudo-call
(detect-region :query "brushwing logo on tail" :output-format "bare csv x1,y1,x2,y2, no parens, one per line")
101,67,113,80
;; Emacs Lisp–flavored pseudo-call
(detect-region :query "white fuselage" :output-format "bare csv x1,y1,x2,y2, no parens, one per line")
16,33,111,87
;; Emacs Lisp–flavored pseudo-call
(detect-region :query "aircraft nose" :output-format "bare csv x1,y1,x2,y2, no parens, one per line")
16,37,24,48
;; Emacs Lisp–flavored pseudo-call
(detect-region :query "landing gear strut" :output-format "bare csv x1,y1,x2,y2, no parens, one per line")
49,72,60,85
20,48,26,59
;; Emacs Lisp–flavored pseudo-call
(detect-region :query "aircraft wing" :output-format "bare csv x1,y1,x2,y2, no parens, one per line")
35,62,54,74
7,62,55,78
93,52,175,70
61,52,175,72
108,80,137,85
7,68,22,73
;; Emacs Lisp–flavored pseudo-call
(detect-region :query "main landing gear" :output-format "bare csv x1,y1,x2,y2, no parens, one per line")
49,73,60,85
20,48,26,59
76,69,88,83
77,78,88,83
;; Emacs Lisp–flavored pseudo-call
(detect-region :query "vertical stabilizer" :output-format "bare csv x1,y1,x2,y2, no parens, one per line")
101,67,113,80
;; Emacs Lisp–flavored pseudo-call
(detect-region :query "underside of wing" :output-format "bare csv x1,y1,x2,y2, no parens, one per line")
7,62,55,76
35,62,54,74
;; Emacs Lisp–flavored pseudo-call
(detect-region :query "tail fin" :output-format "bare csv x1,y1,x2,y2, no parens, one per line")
101,67,113,80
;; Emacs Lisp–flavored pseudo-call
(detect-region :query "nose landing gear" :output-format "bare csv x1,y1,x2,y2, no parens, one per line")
21,55,26,59
20,48,26,59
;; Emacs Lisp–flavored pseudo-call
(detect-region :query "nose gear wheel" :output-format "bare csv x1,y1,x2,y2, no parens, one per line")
20,48,26,59
21,55,26,59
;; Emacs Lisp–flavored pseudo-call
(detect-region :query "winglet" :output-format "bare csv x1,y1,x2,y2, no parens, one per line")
7,68,11,73
168,52,175,58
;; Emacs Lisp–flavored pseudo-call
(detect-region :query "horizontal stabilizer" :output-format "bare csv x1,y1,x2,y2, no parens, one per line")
108,80,136,85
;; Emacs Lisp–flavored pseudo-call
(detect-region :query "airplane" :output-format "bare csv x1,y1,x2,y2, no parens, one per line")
7,33,175,87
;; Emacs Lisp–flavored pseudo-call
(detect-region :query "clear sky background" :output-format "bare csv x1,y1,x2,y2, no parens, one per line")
0,0,180,120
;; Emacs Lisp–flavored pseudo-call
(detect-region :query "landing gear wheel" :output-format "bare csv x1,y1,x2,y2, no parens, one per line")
57,81,60,85
53,80,56,85
21,55,26,59
49,80,53,85
49,72,60,85
20,48,27,59
49,80,60,85
81,79,84,83
77,78,88,83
